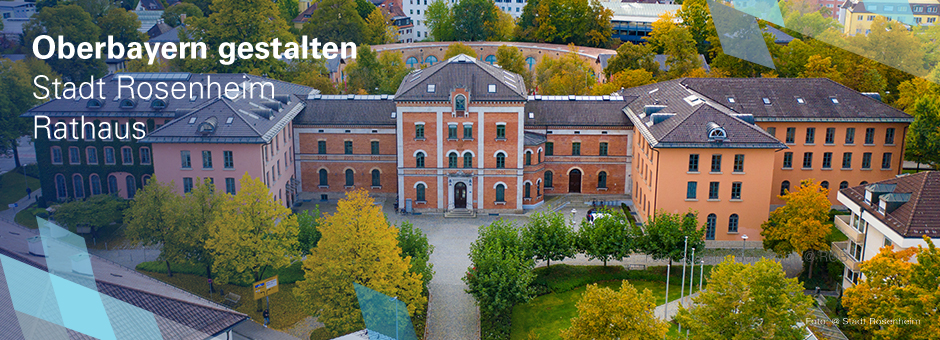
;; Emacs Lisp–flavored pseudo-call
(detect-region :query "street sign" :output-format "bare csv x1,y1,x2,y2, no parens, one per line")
252,275,279,300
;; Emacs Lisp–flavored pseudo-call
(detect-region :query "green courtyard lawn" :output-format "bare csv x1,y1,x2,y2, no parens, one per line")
14,202,44,229
511,264,710,340
0,169,40,212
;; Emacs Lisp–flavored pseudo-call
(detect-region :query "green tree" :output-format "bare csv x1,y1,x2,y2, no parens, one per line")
453,0,499,41
516,0,613,48
52,194,128,239
282,58,340,94
578,209,636,266
560,281,668,340
905,96,940,169
278,0,300,24
522,210,575,267
301,0,366,45
675,0,712,56
179,0,294,75
125,180,184,276
355,0,375,19
646,12,701,80
426,0,455,41
0,58,58,168
345,47,410,94
206,174,299,310
639,210,704,265
182,0,213,15
162,2,203,27
397,220,435,294
534,47,595,95
97,7,146,45
364,7,395,45
74,0,114,20
842,237,940,339
464,219,535,339
444,42,478,59
296,208,322,255
295,189,426,337
123,58,166,72
23,4,107,81
760,179,831,279
592,69,655,95
846,17,926,78
175,178,223,292
674,257,812,340
496,45,532,87
603,42,658,79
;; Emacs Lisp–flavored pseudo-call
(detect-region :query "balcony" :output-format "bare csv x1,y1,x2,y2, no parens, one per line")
831,241,860,272
833,215,864,244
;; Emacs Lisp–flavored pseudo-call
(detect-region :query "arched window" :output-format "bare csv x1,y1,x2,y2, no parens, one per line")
89,174,101,196
319,169,328,186
142,175,151,187
524,182,531,198
424,55,438,65
126,175,136,199
545,171,553,188
728,214,739,233
496,152,506,169
525,151,532,165
55,174,67,199
705,214,717,240
406,57,419,68
526,57,536,71
372,169,381,187
820,181,829,190
416,152,425,168
484,55,496,65
448,152,458,168
840,181,849,189
454,94,466,111
416,183,426,202
345,169,354,187
496,184,506,202
464,152,473,168
108,175,118,194
72,174,84,199
860,181,868,185
597,171,607,189
780,180,790,196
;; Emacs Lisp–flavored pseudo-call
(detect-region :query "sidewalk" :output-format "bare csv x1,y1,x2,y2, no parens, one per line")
0,188,40,222
654,292,699,321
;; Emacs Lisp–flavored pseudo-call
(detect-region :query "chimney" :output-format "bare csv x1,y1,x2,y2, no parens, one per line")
180,13,187,24
650,113,675,125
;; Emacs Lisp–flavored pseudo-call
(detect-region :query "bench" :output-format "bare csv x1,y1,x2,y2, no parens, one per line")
627,264,646,271
223,292,241,308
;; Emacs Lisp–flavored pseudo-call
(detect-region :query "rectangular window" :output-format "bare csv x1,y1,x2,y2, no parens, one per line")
496,124,506,139
86,147,98,164
733,154,744,173
686,182,697,199
223,151,233,169
415,124,425,139
464,124,473,139
708,182,719,200
882,153,892,169
69,147,80,164
545,142,553,156
805,127,816,144
862,152,872,169
225,178,236,194
865,128,875,145
202,151,212,168
344,141,353,155
802,152,813,169
371,141,380,155
731,182,742,200
318,141,326,154
845,128,855,144
599,142,608,156
785,127,796,144
766,127,776,138
689,154,699,172
885,128,895,144
825,127,835,144
823,152,833,169
571,142,581,156
183,177,193,193
448,124,458,139
783,152,793,169
51,147,62,164
842,152,853,169
105,147,115,165
711,154,722,172
122,148,133,165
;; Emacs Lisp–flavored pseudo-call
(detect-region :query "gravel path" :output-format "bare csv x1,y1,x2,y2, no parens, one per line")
282,316,323,339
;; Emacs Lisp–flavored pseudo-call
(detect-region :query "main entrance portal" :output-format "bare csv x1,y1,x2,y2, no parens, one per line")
454,182,467,208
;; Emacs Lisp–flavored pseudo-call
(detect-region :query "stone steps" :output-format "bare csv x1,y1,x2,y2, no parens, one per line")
444,209,476,218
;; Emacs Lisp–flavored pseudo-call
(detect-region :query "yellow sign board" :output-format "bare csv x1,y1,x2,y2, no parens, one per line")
252,275,279,300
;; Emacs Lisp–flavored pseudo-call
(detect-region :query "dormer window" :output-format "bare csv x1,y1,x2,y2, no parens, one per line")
86,99,102,109
454,94,467,111
119,98,137,109
198,117,218,134
796,97,805,104
188,117,197,124
488,84,496,93
151,99,166,109
225,117,234,124
707,122,727,140
762,97,771,105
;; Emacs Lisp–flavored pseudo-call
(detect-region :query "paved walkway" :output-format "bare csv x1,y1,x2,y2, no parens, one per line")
654,292,699,322
0,188,40,222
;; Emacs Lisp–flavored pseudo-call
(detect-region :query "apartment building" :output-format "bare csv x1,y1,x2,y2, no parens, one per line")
840,0,940,35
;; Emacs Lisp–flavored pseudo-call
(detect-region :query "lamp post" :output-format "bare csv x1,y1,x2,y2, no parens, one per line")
688,247,695,299
699,260,705,291
741,234,749,262
679,236,688,324
390,296,399,340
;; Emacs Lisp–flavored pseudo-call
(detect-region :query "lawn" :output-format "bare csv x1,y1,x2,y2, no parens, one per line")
14,202,45,229
512,265,710,340
137,260,306,287
0,169,40,212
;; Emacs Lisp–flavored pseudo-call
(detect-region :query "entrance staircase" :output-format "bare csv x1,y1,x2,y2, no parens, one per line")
444,209,476,218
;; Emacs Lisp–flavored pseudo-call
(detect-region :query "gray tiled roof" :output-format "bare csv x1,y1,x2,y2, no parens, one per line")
395,54,528,101
524,131,546,146
150,26,183,43
679,78,913,122
296,96,397,126
524,96,633,127
840,171,940,238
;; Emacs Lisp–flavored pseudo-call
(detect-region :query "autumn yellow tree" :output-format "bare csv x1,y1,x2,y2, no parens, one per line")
799,55,842,84
294,189,426,337
646,12,701,80
444,42,478,59
592,69,654,95
560,280,667,340
843,238,940,339
206,173,299,310
760,179,831,279
534,45,595,95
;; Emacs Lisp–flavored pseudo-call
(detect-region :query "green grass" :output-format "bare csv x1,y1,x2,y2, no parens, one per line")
512,265,710,340
0,169,40,212
136,260,306,287
14,202,46,229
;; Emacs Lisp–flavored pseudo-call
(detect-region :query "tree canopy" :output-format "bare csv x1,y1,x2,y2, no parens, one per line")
0,58,58,166
522,210,575,267
426,0,455,41
23,4,107,81
639,210,704,264
452,0,501,41
904,96,940,169
96,7,146,45
760,179,831,278
534,46,595,95
561,281,668,340
301,0,367,45
515,0,613,48
444,42,478,59
577,209,635,266
345,47,410,94
162,2,203,27
496,45,532,88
